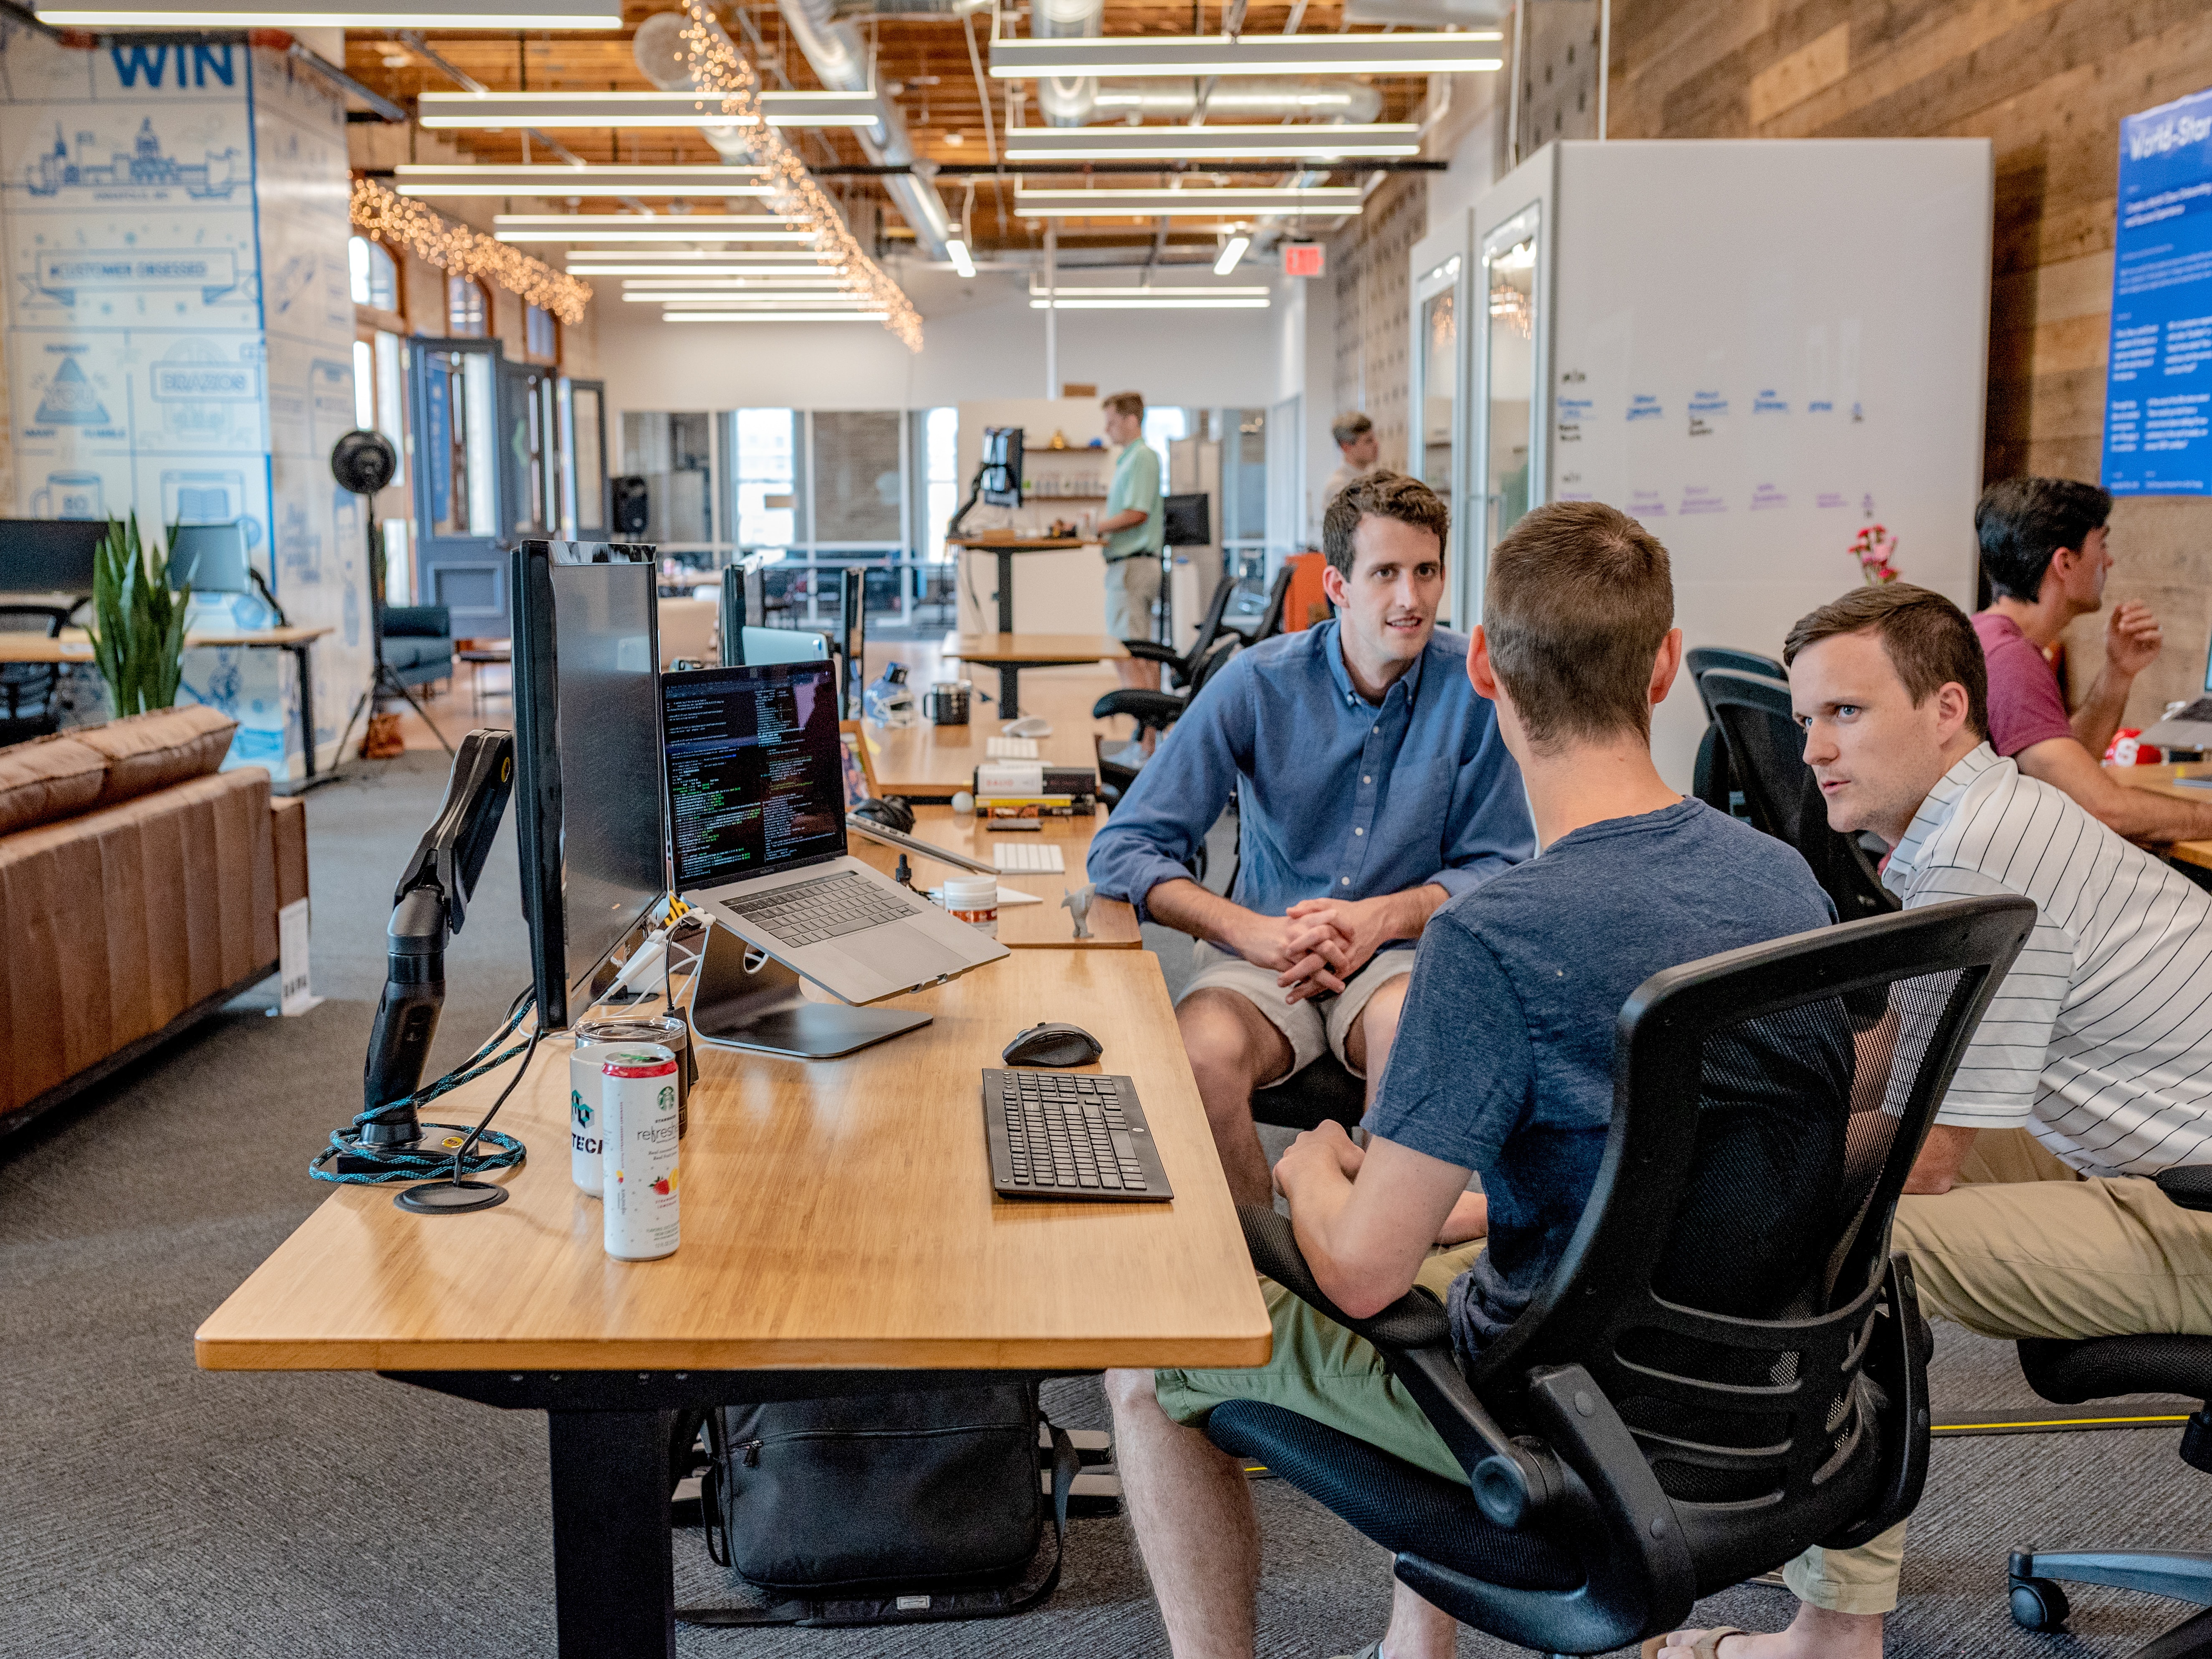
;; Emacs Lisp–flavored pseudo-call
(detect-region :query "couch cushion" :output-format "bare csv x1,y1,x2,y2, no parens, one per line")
0,736,107,835
71,705,237,806
384,636,451,673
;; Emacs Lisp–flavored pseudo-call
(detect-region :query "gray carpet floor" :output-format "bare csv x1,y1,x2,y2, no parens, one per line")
2,751,2207,1657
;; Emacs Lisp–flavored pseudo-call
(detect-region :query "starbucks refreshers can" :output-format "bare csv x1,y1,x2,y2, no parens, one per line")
601,1046,680,1261
568,1020,628,1196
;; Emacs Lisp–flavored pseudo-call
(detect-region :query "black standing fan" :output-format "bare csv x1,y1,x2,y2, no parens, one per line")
328,429,452,765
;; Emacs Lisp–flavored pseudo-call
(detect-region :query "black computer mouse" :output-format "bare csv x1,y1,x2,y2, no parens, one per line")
1002,1023,1104,1068
852,795,916,833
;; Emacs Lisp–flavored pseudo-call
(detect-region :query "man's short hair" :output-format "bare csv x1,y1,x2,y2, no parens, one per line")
1321,471,1449,579
1782,584,1990,740
1331,410,1374,448
1485,501,1673,747
1101,391,1144,420
1975,477,2112,601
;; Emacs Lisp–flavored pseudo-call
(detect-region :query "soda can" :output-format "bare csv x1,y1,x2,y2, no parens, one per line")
601,1045,680,1261
568,1020,630,1196
578,1012,692,1139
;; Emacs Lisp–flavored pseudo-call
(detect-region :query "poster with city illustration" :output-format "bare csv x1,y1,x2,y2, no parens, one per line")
0,26,367,778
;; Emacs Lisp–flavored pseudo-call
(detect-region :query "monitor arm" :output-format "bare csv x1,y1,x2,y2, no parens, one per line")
947,460,989,538
359,730,515,1146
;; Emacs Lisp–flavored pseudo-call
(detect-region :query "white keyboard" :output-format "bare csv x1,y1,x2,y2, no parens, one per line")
993,841,1066,873
987,737,1040,759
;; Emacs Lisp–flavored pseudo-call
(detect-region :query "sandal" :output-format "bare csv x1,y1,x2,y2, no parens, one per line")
1640,1629,1746,1659
1328,1644,1383,1659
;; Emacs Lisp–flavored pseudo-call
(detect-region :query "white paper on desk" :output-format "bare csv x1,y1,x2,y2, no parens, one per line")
926,885,1045,906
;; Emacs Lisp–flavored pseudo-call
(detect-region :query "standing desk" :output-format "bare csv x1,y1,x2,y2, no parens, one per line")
194,950,1268,1659
947,535,1098,634
950,632,1128,718
0,625,332,784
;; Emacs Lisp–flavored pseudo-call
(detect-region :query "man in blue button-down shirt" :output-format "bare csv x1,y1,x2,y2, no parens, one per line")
1088,472,1533,1205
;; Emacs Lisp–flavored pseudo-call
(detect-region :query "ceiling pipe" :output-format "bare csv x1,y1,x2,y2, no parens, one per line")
765,0,956,258
1092,78,1384,122
1033,0,1103,126
633,9,952,261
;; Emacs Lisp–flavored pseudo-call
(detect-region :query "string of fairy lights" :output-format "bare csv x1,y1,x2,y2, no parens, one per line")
351,177,594,326
675,0,924,350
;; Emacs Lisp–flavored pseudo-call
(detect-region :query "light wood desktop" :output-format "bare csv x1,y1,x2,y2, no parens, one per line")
194,950,1265,1656
949,632,1128,718
2109,760,2212,873
861,669,1127,799
846,803,1140,948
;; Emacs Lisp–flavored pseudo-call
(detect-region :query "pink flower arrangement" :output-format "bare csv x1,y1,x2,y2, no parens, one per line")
1850,524,1901,585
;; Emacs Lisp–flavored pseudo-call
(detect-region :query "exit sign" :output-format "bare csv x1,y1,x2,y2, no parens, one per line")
1283,243,1325,278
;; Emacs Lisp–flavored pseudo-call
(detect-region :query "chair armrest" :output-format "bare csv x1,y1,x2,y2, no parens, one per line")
1092,689,1188,729
1820,1252,1934,1550
1120,640,1182,666
382,605,452,639
2159,1165,2212,1213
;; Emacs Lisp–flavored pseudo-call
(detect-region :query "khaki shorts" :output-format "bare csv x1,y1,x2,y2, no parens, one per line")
1103,553,1163,641
1179,939,1415,1084
1156,1241,1482,1483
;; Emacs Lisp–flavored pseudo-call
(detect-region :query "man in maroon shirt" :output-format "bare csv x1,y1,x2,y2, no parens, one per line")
1973,477,2212,842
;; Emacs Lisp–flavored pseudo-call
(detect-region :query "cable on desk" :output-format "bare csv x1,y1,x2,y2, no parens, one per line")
308,988,536,1185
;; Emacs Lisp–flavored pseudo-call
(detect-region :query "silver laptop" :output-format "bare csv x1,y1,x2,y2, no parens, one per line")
2143,634,2212,753
662,659,1008,1002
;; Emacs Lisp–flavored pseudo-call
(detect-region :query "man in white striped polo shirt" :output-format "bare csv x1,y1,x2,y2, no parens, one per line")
1658,582,2212,1659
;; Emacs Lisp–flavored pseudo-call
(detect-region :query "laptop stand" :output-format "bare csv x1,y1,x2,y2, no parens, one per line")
684,920,930,1061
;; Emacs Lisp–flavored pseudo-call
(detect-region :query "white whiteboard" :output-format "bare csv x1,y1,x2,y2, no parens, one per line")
1524,139,1993,785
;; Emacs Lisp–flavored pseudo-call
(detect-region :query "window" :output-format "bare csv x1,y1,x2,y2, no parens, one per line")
1141,406,1189,480
423,347,498,538
919,407,957,563
447,275,490,338
810,412,903,546
727,409,801,549
349,331,407,490
622,412,716,545
525,303,558,364
348,236,398,314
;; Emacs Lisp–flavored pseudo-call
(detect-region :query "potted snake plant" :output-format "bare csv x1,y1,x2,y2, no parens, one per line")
86,515,191,718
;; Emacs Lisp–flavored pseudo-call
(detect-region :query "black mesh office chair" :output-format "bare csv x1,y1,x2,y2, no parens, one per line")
0,604,70,744
1204,894,2037,1657
1702,669,1899,922
1242,563,1299,647
1092,633,1242,776
2005,1164,2212,1657
1686,649,1785,817
1121,571,1241,692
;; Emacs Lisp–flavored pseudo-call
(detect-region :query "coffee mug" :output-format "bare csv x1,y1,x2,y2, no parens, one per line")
923,680,971,725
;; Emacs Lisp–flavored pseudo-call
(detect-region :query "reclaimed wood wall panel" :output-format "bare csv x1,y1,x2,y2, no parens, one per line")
1611,0,2212,726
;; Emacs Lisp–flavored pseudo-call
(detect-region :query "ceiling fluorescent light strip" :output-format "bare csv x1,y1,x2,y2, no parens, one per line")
498,214,807,228
394,164,772,198
1004,124,1421,161
1027,297,1270,310
1013,189,1361,217
987,32,1503,79
625,292,878,303
42,3,617,22
572,265,844,278
500,229,816,242
418,90,880,130
1026,284,1270,297
664,311,890,322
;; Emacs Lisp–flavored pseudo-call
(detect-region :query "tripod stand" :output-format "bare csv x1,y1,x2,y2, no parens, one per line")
328,506,452,766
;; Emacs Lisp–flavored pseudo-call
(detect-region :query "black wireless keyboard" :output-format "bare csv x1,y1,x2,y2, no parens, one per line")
982,1068,1174,1202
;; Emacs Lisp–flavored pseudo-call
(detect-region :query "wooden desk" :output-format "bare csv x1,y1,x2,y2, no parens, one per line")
862,665,1119,799
951,632,1129,718
2110,761,2212,872
0,626,334,783
195,952,1266,1657
847,803,1140,948
947,535,1100,634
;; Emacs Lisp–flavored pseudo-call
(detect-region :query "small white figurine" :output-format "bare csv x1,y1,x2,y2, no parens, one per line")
1062,883,1095,941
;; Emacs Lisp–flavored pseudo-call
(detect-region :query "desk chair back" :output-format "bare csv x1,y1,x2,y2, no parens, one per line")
0,603,67,739
1686,646,1785,721
1122,571,1240,689
1205,894,2037,1656
1686,651,1784,818
1247,563,1297,646
1702,669,1898,922
1092,633,1242,760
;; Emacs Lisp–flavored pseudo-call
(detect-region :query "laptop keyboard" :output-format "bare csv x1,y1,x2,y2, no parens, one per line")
725,871,922,947
982,1069,1173,1202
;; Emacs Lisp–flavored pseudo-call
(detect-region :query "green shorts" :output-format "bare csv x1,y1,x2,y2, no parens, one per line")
1154,1240,1482,1485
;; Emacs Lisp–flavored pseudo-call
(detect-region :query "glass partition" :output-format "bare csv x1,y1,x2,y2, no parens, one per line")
1481,207,1542,555
422,346,497,539
1416,256,1461,509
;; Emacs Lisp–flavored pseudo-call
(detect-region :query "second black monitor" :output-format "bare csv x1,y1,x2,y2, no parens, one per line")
0,519,104,593
981,426,1024,508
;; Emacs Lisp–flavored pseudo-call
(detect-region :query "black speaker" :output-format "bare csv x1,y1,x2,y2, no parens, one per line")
611,475,650,537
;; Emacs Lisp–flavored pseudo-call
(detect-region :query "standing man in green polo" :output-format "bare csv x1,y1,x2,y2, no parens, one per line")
1099,390,1166,689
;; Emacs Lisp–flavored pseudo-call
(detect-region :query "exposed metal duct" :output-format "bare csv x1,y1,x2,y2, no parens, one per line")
1034,0,1103,126
1091,78,1384,123
633,8,953,261
828,0,990,16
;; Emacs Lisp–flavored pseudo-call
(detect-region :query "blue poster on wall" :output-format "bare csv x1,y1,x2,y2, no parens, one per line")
2102,87,2212,496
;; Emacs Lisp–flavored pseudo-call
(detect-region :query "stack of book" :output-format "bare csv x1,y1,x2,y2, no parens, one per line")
973,761,1099,818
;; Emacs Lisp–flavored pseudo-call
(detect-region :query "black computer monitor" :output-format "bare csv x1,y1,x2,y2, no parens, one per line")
0,519,105,592
167,522,251,593
1163,492,1211,548
981,425,1024,508
512,538,667,1031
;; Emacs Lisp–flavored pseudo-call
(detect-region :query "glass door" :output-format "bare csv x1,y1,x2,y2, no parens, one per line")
1411,254,1463,530
409,338,508,639
499,358,559,545
1474,204,1543,625
561,379,607,540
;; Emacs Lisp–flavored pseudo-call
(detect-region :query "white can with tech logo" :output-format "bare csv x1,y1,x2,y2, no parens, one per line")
567,1020,626,1197
601,1045,681,1261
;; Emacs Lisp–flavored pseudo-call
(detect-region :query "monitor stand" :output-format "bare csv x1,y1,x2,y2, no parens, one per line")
684,922,930,1060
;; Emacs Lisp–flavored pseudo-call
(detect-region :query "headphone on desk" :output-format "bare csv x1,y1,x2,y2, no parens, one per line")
851,795,917,834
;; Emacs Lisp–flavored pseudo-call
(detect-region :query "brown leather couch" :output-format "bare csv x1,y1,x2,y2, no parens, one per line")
0,706,308,1137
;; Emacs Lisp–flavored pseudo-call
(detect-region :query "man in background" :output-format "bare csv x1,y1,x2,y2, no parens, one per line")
1322,410,1381,503
1972,477,2212,840
1099,391,1166,689
1088,472,1531,1209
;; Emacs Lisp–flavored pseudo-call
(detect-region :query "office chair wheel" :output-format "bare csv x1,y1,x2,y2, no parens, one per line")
2008,1575,2071,1631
